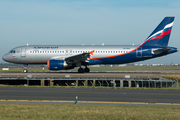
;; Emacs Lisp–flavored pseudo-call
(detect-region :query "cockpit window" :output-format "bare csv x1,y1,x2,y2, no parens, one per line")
9,50,16,53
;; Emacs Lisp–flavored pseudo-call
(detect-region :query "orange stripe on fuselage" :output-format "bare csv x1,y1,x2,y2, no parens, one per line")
89,47,139,60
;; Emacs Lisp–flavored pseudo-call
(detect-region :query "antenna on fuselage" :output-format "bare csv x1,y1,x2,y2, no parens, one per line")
27,43,29,46
102,43,104,46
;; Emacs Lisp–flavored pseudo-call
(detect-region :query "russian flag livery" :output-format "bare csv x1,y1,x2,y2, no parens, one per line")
146,22,173,41
140,17,174,47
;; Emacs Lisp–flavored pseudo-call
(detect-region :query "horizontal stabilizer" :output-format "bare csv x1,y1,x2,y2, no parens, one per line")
152,48,172,55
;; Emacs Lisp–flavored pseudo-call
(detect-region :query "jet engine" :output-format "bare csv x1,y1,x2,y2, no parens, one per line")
48,60,74,70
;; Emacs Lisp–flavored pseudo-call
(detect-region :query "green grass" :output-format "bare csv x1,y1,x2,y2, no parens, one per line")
0,103,179,120
85,66,180,71
60,66,180,71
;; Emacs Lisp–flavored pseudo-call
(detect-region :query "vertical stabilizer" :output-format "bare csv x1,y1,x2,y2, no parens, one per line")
140,17,174,47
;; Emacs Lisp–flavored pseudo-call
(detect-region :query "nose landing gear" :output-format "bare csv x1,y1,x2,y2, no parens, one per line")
23,69,28,73
23,64,28,73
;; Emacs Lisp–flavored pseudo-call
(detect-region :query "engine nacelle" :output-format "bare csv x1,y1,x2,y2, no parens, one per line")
48,60,68,70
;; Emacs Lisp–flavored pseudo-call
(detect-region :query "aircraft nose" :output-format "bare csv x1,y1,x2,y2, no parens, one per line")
2,54,7,61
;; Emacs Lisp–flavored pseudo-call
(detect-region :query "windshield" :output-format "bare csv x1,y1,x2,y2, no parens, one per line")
9,50,16,53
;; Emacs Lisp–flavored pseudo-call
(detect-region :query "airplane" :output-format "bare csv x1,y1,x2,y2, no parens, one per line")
2,17,178,73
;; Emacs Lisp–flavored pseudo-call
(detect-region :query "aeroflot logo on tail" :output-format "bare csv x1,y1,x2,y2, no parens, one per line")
146,22,173,41
34,47,58,49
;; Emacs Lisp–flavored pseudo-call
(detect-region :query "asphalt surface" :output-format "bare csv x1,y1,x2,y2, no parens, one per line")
0,72,170,79
0,87,180,106
1,70,180,79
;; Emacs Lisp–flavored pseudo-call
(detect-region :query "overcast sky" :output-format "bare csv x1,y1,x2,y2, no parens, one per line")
0,0,180,64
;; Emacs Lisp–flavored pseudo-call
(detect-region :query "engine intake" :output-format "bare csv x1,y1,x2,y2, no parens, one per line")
48,60,68,70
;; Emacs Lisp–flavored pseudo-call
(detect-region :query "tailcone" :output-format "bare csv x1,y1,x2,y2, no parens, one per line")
168,47,178,54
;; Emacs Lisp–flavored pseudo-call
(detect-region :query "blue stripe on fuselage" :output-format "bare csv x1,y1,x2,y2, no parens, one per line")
88,46,176,65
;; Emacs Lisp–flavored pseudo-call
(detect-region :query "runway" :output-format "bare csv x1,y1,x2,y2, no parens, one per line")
0,87,180,106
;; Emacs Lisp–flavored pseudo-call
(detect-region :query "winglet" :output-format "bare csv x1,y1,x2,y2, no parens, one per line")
89,50,95,55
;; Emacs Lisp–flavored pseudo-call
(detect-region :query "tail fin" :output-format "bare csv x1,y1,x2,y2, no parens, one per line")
140,17,174,47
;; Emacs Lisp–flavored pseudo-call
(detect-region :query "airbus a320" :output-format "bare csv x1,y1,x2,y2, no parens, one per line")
2,17,178,73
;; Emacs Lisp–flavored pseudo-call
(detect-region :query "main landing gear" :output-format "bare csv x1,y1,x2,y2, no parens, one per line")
23,64,28,73
78,67,90,73
84,67,90,73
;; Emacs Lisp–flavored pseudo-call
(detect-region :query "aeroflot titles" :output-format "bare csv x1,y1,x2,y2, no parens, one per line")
33,46,131,49
34,47,58,49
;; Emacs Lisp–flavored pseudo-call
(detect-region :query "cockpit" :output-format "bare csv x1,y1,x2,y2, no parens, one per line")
9,50,16,53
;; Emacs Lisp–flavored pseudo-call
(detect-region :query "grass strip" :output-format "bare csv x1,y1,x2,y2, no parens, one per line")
162,75,180,82
0,103,180,120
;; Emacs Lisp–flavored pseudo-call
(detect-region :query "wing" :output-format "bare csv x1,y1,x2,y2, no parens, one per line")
65,50,95,63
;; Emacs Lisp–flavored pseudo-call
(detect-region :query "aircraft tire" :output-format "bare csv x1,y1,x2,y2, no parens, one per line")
78,68,84,73
23,69,28,73
84,68,90,73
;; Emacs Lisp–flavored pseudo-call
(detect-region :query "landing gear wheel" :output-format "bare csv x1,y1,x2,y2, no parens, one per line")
84,67,90,73
78,68,84,73
23,69,28,73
